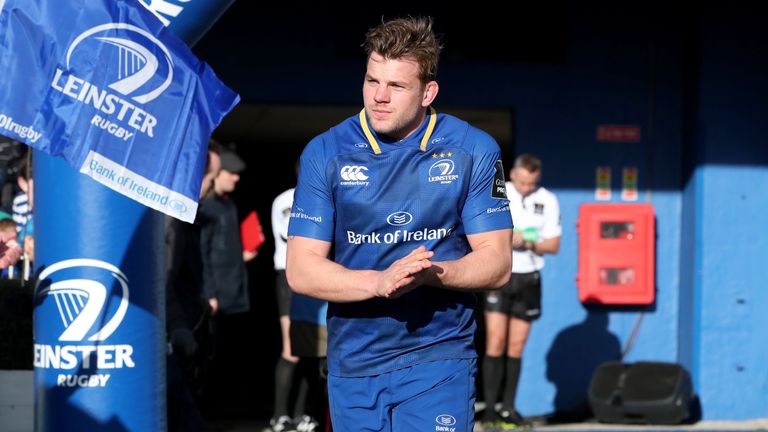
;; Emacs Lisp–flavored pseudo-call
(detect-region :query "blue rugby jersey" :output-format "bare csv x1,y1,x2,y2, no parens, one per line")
288,108,513,377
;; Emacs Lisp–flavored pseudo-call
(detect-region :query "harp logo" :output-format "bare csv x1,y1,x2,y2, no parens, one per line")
34,259,135,387
67,23,174,104
428,159,459,184
37,259,129,342
49,23,175,140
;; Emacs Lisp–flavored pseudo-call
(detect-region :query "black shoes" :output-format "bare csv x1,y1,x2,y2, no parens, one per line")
495,407,532,430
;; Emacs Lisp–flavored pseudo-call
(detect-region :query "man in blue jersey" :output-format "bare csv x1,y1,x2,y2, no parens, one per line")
286,16,513,431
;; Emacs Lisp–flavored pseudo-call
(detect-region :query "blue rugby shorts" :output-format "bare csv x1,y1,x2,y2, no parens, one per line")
327,358,477,432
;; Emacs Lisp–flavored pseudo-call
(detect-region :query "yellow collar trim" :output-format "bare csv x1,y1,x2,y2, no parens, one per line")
359,109,381,154
359,107,437,155
420,107,437,152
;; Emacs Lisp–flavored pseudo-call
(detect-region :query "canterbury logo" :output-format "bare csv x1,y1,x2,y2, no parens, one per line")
340,165,369,181
67,23,174,104
36,259,129,342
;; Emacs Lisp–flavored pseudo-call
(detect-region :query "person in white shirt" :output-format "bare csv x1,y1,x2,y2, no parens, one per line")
269,187,300,431
270,186,322,432
480,154,562,428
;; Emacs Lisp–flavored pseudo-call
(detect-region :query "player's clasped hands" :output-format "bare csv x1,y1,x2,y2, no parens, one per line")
376,246,434,299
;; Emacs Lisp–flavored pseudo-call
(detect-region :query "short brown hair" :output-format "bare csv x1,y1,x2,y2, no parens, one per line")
0,218,16,234
363,16,442,83
514,154,542,173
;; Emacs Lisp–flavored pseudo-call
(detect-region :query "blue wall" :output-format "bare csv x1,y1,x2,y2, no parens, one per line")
489,16,687,418
681,12,768,419
195,7,767,420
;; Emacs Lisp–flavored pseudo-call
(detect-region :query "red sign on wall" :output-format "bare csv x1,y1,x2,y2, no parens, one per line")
597,125,641,143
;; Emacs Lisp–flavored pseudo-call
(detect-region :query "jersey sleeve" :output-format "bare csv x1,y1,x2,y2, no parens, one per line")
461,127,513,234
288,136,335,241
540,190,562,239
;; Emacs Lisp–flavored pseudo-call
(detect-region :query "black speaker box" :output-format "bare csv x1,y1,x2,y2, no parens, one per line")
588,361,693,424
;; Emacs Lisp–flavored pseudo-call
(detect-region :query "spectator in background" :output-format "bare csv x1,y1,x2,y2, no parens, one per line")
269,182,324,432
480,153,561,429
268,185,300,431
286,281,327,432
198,146,256,419
0,215,21,272
0,136,26,213
0,217,16,236
199,148,252,316
166,144,221,432
12,156,33,278
12,157,31,234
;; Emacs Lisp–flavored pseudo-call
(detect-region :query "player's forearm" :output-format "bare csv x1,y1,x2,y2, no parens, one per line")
286,252,378,302
426,241,512,291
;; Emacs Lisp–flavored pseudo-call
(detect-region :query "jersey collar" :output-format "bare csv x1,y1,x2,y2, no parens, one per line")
359,107,437,154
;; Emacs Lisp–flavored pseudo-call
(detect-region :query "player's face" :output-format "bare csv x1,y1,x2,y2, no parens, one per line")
363,52,438,140
511,167,541,197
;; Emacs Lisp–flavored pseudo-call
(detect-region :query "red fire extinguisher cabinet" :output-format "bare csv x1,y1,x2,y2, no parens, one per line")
576,203,655,304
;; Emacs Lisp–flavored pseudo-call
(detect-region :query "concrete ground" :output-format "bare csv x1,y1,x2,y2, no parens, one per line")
5,371,766,432
531,419,768,431
202,418,768,432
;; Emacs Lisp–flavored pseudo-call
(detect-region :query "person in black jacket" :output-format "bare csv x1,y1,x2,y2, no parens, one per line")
166,144,221,432
199,148,252,316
